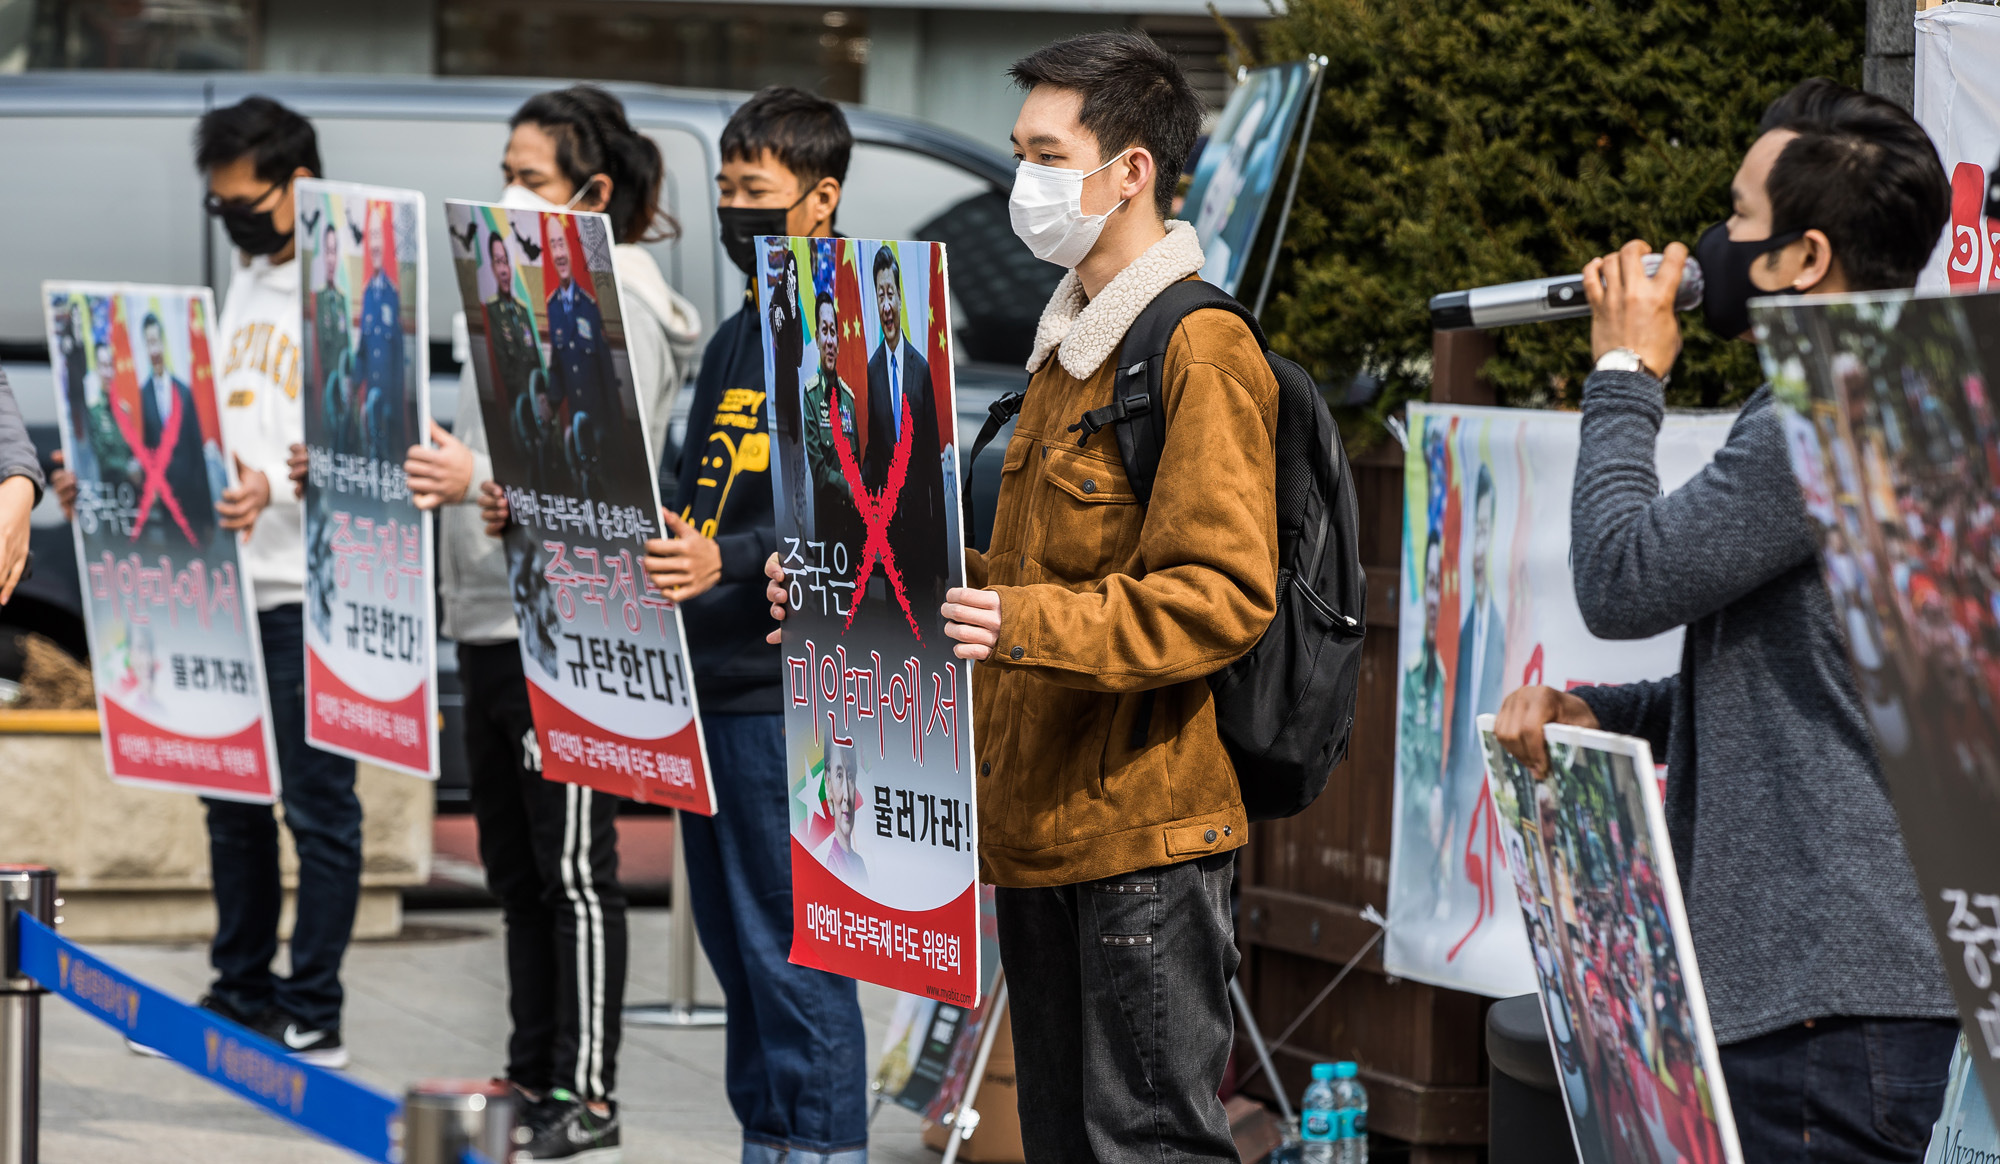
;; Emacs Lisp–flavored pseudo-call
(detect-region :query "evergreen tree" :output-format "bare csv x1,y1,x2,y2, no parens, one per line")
1256,0,1865,445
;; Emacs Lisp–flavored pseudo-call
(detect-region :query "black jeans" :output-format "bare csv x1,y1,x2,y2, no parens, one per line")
996,851,1240,1164
203,603,362,1032
462,642,628,1102
1719,1016,1958,1163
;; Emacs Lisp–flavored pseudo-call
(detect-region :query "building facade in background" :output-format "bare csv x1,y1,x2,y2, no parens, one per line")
16,0,1271,149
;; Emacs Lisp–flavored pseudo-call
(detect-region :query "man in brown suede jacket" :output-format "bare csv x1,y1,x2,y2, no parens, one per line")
770,32,1278,1161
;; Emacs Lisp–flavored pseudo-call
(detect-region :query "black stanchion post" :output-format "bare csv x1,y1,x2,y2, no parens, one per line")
399,1079,517,1164
0,867,56,1164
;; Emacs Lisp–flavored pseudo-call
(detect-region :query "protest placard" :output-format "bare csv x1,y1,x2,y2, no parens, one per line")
1389,405,1731,997
1483,717,1741,1164
444,199,711,812
762,235,978,1005
1758,289,2000,1119
1183,60,1316,296
43,282,279,801
296,180,435,777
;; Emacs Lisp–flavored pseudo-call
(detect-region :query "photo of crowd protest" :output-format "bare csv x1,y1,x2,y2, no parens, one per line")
1484,719,1738,1164
1760,292,2000,1107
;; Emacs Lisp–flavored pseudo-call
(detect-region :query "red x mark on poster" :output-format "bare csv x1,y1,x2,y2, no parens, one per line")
830,388,923,642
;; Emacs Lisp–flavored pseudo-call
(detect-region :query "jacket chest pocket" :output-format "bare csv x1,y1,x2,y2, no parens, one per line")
1035,450,1142,581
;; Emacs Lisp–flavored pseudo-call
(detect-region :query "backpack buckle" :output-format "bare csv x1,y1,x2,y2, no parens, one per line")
1066,391,1152,447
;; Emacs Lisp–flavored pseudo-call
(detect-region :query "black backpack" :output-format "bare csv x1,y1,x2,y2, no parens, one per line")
966,279,1366,820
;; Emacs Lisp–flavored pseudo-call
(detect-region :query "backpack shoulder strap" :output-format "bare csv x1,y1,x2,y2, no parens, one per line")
1075,279,1267,506
959,386,1027,534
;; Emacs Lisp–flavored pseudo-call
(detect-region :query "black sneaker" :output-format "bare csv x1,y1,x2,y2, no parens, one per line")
512,1091,620,1162
253,1010,349,1070
128,993,263,1058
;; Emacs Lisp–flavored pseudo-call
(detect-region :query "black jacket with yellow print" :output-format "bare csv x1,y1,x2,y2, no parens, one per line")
663,300,780,713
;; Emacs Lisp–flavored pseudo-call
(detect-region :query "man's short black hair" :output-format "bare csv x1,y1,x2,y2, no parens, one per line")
1009,32,1202,219
1759,78,1949,291
141,312,162,335
871,245,899,282
195,96,321,184
721,86,852,190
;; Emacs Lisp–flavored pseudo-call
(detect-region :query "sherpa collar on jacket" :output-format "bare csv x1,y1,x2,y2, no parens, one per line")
1026,219,1206,381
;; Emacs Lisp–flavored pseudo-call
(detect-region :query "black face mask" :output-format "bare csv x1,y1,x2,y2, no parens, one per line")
717,206,791,276
720,187,824,277
1695,221,1807,340
207,181,295,257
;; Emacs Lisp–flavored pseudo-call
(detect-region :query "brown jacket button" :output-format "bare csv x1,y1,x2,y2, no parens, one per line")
1083,479,1097,494
981,761,991,776
1204,828,1217,843
1010,646,1024,660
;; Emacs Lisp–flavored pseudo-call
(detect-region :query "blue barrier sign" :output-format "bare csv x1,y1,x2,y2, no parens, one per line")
15,914,401,1162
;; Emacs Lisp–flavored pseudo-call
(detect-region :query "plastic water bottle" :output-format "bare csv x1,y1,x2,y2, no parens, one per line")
1331,1061,1369,1163
1300,1063,1338,1164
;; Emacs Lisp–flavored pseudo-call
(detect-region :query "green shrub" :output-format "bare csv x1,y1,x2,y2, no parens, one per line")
1255,0,1864,448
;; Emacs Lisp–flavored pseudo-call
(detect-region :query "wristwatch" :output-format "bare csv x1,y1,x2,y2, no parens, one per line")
1595,347,1668,386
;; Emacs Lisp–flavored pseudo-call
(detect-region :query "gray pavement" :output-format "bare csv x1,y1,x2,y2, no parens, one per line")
38,907,937,1164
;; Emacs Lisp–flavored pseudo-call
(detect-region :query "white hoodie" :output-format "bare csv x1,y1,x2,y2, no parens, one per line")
611,243,702,453
216,253,305,611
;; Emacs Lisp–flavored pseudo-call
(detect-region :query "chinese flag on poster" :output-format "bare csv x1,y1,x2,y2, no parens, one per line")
929,244,953,449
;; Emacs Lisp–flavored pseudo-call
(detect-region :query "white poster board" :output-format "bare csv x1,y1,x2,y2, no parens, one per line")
1915,2,2000,295
1388,405,1731,997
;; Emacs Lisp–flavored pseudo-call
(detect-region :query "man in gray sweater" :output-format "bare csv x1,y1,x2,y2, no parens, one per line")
1495,80,1958,1162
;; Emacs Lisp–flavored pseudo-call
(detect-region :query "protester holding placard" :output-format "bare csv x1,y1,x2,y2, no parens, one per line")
378,85,698,1161
1496,80,1960,1161
761,32,1279,1159
643,87,872,1164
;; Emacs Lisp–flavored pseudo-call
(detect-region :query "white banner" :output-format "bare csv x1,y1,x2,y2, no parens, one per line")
1387,405,1731,997
1916,2,2000,295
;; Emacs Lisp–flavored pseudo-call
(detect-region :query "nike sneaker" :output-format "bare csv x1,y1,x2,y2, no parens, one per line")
255,1010,350,1070
512,1090,620,1162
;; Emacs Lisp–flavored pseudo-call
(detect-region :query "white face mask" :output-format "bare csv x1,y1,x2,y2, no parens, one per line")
1008,148,1133,269
499,183,590,213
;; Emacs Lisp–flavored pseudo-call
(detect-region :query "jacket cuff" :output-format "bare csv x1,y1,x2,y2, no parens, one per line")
1,466,43,506
256,456,297,508
1581,369,1666,423
986,584,1041,667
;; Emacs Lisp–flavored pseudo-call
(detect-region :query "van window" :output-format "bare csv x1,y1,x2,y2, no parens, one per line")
841,142,1058,365
248,117,512,347
0,116,205,348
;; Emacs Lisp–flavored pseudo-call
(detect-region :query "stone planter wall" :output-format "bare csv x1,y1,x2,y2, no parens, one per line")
0,710,432,942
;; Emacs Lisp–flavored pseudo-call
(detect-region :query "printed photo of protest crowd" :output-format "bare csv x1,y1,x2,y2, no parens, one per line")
1764,297,2000,807
1486,727,1732,1164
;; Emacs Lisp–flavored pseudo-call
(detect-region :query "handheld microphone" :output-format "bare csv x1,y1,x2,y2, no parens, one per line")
1430,254,1704,332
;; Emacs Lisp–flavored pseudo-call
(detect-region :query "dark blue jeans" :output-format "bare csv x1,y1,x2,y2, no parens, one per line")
679,713,868,1164
1719,1016,1958,1163
202,604,362,1032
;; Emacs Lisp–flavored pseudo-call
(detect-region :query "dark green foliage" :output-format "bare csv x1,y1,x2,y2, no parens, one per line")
1255,0,1864,448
